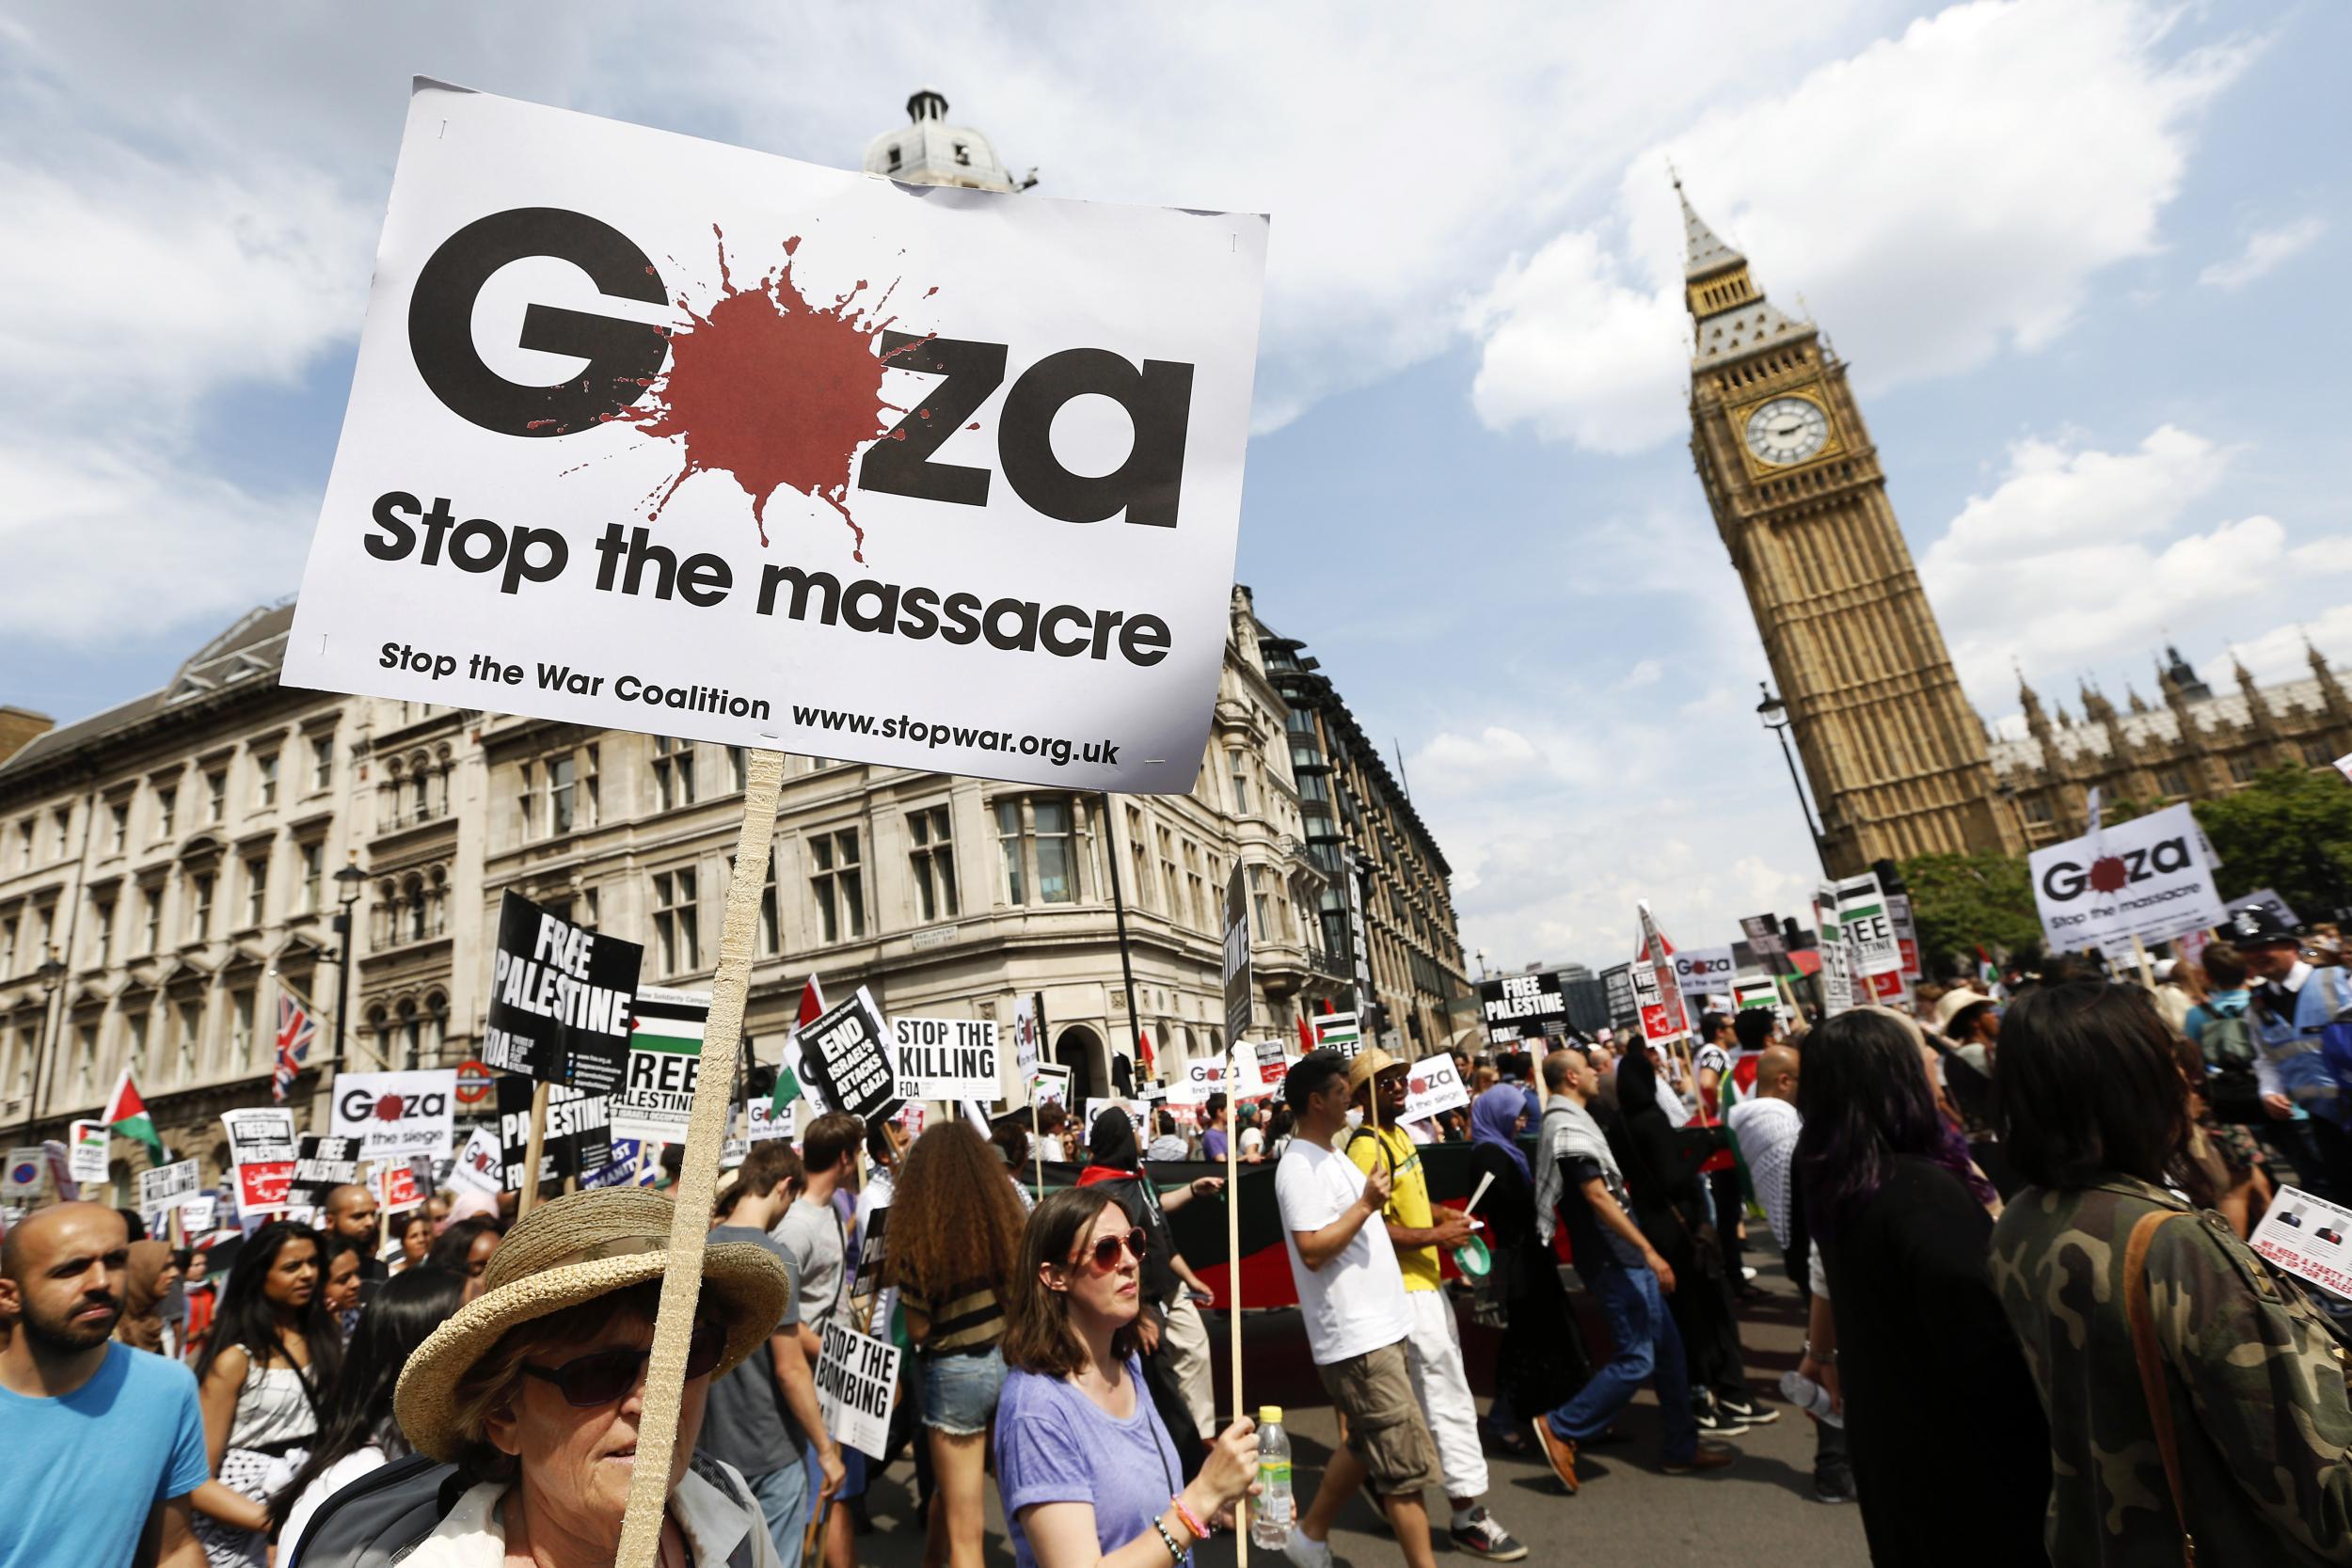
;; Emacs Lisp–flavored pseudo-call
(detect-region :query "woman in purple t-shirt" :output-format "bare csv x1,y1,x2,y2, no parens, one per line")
994,1188,1260,1568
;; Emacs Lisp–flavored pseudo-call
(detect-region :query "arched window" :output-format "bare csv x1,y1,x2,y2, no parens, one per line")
402,875,426,942
423,991,449,1066
397,998,421,1069
373,879,398,947
368,1005,392,1069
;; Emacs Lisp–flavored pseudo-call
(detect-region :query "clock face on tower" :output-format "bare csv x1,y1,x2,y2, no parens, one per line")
1743,396,1830,466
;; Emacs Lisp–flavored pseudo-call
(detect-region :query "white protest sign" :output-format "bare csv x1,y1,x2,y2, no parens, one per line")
450,1126,505,1194
1011,995,1042,1083
892,1017,1000,1101
1,1148,41,1198
68,1120,110,1183
1672,946,1736,1000
278,82,1269,797
222,1108,298,1167
611,989,712,1146
1814,883,1853,1015
181,1196,220,1237
816,1320,903,1459
1400,1053,1470,1122
2029,801,2226,957
331,1069,457,1161
138,1159,201,1212
1168,1049,1261,1106
1029,1063,1072,1110
2250,1183,2352,1300
1835,876,1902,978
1084,1098,1149,1150
744,1099,794,1143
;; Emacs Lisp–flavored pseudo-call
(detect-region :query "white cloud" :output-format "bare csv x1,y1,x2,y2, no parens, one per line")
1469,0,2252,451
1921,424,2352,712
2200,215,2326,290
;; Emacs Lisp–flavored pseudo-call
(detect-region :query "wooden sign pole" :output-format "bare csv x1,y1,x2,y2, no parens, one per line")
614,749,785,1568
517,1080,550,1217
1226,1066,1248,1567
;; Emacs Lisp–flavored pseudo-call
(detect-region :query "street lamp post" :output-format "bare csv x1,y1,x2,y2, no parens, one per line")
1756,682,1829,872
330,855,369,1074
16,946,69,1147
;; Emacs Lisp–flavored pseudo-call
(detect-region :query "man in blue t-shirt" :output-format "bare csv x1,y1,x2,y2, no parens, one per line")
0,1203,211,1568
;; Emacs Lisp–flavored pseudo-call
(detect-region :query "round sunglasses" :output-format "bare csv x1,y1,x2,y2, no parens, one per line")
1071,1227,1149,1274
520,1319,726,1408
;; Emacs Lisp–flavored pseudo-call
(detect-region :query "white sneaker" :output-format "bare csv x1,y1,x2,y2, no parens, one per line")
1282,1530,1336,1568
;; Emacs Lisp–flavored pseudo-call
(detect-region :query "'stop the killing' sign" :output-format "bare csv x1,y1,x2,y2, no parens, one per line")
279,82,1269,793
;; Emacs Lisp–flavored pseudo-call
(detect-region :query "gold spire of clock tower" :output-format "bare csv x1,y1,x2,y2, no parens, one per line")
1678,182,2017,873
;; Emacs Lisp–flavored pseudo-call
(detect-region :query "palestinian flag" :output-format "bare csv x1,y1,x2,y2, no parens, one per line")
1976,946,1999,990
103,1068,167,1165
772,975,826,1117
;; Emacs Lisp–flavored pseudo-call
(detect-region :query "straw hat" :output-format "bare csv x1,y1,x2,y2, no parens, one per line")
394,1187,790,1463
1345,1046,1404,1096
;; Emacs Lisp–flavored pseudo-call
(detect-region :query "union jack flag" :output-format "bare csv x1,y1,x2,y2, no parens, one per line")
273,991,317,1104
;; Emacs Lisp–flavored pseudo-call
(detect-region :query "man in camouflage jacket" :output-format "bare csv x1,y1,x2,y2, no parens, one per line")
1991,1175,2352,1564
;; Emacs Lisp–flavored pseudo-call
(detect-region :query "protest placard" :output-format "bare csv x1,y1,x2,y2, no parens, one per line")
2250,1184,2352,1299
498,1076,614,1191
1223,863,1253,1047
138,1159,201,1212
68,1119,110,1183
482,890,644,1096
611,989,714,1145
1084,1097,1149,1149
449,1126,505,1194
816,1320,903,1459
1311,1011,1361,1055
1011,995,1043,1083
1029,1063,1072,1111
893,1017,1001,1101
279,82,1269,797
223,1108,297,1166
1886,892,1921,981
799,988,902,1124
376,1161,425,1212
331,1069,456,1161
233,1159,295,1217
743,1099,793,1143
1401,1053,1470,1122
1673,946,1736,1000
181,1196,220,1237
1478,973,1566,1033
1168,1050,1260,1106
40,1141,77,1202
1633,904,1691,1051
1740,913,1788,966
1836,874,1903,978
291,1135,363,1207
2029,801,2226,957
1733,976,1779,1013
1814,883,1853,1015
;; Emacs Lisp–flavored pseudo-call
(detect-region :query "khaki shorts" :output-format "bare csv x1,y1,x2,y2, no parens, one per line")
1315,1339,1441,1497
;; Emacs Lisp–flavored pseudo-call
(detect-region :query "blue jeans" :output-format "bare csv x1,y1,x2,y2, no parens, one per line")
1543,1263,1697,1464
747,1461,809,1568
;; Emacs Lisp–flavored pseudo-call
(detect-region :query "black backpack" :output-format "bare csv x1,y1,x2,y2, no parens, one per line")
2201,998,2265,1125
288,1452,760,1567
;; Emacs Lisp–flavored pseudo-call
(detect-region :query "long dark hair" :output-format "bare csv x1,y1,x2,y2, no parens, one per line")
268,1267,464,1533
1794,1009,1994,1238
425,1216,502,1277
888,1122,1029,1302
1997,982,2191,1191
195,1220,343,1393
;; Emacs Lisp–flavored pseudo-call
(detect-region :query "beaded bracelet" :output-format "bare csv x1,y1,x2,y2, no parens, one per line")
1168,1494,1210,1540
1152,1517,1186,1564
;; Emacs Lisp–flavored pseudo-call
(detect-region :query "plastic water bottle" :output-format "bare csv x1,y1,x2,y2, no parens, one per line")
1779,1368,1845,1428
1251,1404,1295,1548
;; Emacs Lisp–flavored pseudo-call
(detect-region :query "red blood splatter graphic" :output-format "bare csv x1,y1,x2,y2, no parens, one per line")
2087,855,2129,895
373,1094,409,1122
628,227,926,560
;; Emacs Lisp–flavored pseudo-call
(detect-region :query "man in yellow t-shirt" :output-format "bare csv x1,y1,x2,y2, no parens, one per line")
1346,1051,1525,1561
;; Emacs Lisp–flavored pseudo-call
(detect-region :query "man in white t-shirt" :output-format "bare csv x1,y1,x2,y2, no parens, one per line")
1273,1050,1441,1568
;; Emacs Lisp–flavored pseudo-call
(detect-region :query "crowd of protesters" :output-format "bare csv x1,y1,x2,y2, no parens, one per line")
9,899,2352,1567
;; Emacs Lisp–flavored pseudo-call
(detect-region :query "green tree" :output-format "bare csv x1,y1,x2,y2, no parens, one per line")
2192,766,2352,919
1898,849,2042,978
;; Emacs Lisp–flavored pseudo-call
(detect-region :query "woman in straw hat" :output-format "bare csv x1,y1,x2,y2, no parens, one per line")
389,1187,794,1567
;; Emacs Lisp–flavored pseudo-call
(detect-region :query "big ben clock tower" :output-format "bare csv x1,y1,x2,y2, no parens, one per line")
1680,182,2015,873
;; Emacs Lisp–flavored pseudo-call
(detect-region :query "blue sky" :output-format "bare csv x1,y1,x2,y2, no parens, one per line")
5,0,2346,970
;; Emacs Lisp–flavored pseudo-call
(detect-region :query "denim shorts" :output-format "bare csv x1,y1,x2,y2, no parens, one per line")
920,1344,1006,1435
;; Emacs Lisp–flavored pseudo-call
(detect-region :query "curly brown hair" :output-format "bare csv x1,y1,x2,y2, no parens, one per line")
883,1121,1028,1301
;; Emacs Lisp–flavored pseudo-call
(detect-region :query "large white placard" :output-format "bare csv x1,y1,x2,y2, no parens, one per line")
279,82,1268,795
137,1159,202,1212
1400,1053,1470,1122
2028,801,2227,957
330,1069,457,1161
2250,1183,2352,1299
817,1321,902,1459
892,1017,1000,1101
1672,946,1736,1000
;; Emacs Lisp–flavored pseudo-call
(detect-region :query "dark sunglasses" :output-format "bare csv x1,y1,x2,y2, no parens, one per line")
1073,1227,1149,1274
520,1320,726,1407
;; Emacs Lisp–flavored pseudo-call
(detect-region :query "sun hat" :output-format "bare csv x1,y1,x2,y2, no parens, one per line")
1344,1046,1404,1097
394,1186,790,1463
1931,987,1993,1031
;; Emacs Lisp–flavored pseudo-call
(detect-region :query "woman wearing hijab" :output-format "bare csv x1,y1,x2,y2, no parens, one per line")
116,1240,182,1359
1466,1083,1585,1455
1612,1042,1769,1432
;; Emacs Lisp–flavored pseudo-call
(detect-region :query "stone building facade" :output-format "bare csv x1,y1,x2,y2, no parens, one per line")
1991,643,2352,847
